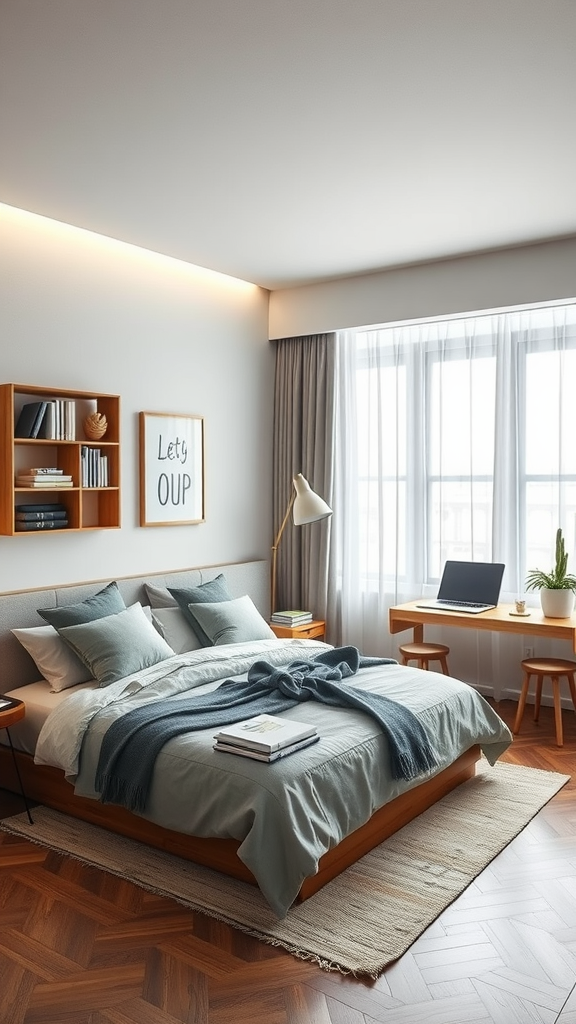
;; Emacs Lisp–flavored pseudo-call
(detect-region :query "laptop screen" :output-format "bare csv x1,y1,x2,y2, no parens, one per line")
437,561,505,605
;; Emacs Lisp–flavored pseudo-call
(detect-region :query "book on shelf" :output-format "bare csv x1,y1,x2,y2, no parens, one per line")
14,401,47,439
16,473,73,483
214,713,318,753
15,478,73,488
30,402,49,438
81,446,109,487
214,733,320,762
271,609,313,625
36,399,76,440
15,503,67,513
37,402,56,439
15,519,69,531
64,400,76,440
23,467,63,475
16,510,68,521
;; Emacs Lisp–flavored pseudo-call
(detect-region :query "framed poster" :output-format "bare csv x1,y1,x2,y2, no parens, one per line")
139,412,205,527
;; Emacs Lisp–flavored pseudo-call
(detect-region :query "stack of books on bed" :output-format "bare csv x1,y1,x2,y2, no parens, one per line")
214,713,319,763
270,609,313,626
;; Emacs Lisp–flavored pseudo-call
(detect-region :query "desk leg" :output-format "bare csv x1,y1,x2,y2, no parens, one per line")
413,624,424,643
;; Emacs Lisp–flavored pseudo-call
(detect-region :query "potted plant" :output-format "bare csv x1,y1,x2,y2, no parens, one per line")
525,527,576,618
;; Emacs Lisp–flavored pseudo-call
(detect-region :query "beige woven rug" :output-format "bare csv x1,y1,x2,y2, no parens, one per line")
1,760,568,977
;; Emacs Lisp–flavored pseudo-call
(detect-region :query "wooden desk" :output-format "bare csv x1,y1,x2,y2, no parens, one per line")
389,601,576,653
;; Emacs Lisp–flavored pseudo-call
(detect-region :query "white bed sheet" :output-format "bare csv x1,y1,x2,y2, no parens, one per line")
2,680,98,755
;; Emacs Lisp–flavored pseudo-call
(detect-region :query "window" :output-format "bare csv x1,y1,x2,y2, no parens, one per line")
334,302,576,604
427,338,496,577
525,343,576,574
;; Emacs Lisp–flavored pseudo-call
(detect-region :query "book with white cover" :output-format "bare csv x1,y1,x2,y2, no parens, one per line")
16,474,72,482
214,713,317,753
15,479,73,488
214,733,320,762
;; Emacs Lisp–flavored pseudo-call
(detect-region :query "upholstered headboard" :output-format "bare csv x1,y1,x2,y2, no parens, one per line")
0,559,269,693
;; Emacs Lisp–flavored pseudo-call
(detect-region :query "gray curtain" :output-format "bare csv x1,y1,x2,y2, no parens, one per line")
272,334,336,624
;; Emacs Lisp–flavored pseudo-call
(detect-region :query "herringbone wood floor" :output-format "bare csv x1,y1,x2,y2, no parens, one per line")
1,699,576,1023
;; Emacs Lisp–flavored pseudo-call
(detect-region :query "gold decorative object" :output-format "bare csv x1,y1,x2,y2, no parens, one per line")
83,412,108,440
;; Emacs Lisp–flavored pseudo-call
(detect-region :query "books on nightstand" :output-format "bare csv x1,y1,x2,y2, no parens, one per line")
270,610,313,626
214,713,319,762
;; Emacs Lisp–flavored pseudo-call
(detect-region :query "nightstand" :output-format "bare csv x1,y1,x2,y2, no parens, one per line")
270,620,326,641
0,697,33,823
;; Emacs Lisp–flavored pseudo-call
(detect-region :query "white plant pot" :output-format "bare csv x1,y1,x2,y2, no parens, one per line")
540,588,575,618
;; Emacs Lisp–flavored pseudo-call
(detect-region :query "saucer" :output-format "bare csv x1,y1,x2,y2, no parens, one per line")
509,610,531,617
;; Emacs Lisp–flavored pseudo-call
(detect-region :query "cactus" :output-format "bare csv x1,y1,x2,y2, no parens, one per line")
525,528,576,592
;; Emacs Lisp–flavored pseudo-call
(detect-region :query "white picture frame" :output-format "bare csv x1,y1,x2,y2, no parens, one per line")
139,411,205,527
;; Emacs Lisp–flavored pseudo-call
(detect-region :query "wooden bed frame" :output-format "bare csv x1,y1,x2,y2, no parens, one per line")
0,744,480,901
0,559,481,904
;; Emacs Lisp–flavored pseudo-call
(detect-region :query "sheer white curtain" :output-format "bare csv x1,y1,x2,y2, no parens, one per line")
327,302,576,663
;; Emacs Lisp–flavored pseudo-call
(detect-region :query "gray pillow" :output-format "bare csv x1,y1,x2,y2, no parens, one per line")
151,607,203,655
168,574,233,646
188,595,275,646
57,602,175,685
144,582,178,609
38,580,125,629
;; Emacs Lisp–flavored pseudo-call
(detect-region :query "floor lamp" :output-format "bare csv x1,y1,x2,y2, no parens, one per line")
271,473,332,614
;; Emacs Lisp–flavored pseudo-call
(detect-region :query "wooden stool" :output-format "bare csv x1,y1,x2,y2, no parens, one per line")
399,642,450,674
514,657,576,747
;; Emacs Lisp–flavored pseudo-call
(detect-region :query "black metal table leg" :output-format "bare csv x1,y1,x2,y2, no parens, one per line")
5,728,34,824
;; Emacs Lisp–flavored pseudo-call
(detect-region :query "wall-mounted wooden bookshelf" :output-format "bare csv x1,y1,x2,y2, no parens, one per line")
0,383,121,535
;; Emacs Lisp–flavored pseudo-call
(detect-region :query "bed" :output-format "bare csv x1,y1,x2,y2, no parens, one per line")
0,559,512,917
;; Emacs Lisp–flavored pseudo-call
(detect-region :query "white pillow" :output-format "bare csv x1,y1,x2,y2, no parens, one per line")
151,607,203,655
12,623,93,691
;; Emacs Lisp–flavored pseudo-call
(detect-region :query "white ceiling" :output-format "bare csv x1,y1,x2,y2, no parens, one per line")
1,0,575,290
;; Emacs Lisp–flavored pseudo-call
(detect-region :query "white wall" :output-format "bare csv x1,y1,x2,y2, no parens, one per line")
0,204,272,592
269,237,576,337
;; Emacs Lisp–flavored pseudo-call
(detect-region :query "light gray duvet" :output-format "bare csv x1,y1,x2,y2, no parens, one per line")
35,637,512,917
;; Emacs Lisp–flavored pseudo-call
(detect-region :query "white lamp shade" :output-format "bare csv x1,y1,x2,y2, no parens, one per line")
292,473,332,526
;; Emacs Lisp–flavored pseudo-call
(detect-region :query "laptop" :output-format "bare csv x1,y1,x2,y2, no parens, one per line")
416,560,505,614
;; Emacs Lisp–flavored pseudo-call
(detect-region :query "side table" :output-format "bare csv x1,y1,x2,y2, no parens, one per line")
0,697,34,823
270,620,326,641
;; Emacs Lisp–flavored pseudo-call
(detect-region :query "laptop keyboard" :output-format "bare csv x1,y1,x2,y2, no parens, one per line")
435,600,488,609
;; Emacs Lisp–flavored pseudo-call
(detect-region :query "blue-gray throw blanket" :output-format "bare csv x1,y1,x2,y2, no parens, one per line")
95,646,438,813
